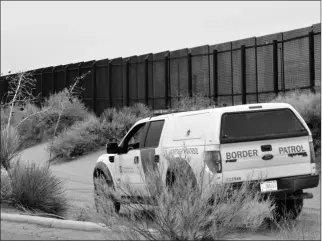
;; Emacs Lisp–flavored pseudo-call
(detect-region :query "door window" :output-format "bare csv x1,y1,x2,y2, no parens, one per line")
122,123,146,151
144,120,165,148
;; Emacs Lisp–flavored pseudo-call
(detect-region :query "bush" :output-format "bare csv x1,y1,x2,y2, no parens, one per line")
171,93,217,111
0,126,20,170
48,114,104,159
4,161,68,216
14,90,91,148
42,89,89,133
49,103,152,161
100,103,151,143
274,211,321,240
15,103,44,147
1,106,10,126
94,155,273,240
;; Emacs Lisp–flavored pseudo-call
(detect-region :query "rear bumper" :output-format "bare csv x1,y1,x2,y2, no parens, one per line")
263,174,320,200
229,174,320,200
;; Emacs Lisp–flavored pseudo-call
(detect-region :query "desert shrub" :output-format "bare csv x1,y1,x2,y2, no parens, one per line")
2,71,90,149
14,89,91,148
43,89,89,120
171,93,217,111
100,103,152,124
40,90,89,138
5,160,68,216
94,155,273,240
15,103,44,147
1,106,10,126
274,211,321,240
100,103,152,142
49,103,152,161
1,105,28,127
49,114,105,159
0,126,20,170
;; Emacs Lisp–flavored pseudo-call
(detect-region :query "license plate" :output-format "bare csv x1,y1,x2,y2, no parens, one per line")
260,180,277,192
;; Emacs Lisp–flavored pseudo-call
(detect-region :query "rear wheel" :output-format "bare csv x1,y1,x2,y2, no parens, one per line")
273,198,303,221
165,167,198,197
93,172,120,214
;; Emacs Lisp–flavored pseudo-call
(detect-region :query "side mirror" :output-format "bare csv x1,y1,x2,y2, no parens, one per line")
106,142,120,154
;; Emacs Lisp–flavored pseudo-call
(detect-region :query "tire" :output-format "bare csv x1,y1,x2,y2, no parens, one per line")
93,173,120,214
166,171,176,188
166,169,197,191
273,198,303,221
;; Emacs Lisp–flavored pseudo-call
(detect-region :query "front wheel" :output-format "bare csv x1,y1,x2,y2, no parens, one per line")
94,175,120,214
273,198,303,221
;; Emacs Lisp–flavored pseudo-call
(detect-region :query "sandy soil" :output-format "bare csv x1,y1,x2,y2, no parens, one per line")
1,220,107,240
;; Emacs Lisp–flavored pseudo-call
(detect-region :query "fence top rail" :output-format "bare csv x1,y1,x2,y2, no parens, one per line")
0,25,319,77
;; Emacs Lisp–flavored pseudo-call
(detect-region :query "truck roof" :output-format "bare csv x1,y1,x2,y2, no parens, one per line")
139,102,293,123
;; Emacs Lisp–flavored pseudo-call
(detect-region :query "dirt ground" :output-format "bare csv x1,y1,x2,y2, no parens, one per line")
1,220,108,240
2,210,319,240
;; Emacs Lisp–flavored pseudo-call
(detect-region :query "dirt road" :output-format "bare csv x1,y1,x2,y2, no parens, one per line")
1,220,107,240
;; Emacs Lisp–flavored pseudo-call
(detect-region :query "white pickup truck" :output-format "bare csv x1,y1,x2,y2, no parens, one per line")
93,103,319,219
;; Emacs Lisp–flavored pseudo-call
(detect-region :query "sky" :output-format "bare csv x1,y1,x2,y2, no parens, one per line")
1,1,321,74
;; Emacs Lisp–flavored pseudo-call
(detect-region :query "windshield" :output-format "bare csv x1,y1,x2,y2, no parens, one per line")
220,108,308,143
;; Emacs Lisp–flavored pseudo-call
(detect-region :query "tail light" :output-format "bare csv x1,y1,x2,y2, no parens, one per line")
205,151,222,173
309,137,315,163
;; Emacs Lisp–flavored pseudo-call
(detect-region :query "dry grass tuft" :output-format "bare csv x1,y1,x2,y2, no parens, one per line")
274,210,321,240
93,155,273,240
2,161,68,216
0,126,20,170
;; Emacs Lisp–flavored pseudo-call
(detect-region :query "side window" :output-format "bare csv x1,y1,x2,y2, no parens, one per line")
144,120,165,148
123,123,146,151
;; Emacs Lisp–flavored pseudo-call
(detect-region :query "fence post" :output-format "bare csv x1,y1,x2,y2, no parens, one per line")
77,62,83,100
241,45,246,104
273,40,279,96
308,31,315,93
108,60,113,107
164,53,169,108
255,38,259,103
144,55,149,105
281,34,285,93
64,64,69,87
51,67,56,94
1,76,9,104
213,49,218,103
188,52,192,97
230,42,234,105
78,63,83,77
40,68,45,101
125,58,131,106
91,61,97,113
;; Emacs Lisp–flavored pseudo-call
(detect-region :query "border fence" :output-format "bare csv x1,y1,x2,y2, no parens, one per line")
0,23,320,115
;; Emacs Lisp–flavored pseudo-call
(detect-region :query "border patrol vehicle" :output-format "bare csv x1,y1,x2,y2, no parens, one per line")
93,103,319,219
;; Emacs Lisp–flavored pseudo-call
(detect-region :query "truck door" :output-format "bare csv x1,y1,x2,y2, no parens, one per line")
116,122,147,196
